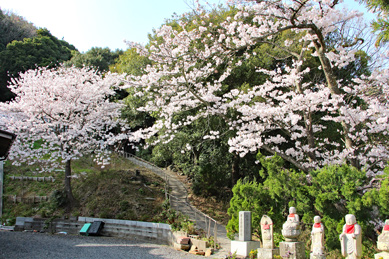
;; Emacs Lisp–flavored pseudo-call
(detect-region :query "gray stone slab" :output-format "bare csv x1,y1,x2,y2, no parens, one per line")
239,211,252,241
15,217,32,226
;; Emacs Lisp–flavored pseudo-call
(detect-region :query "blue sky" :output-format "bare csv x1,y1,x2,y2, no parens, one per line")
1,0,375,53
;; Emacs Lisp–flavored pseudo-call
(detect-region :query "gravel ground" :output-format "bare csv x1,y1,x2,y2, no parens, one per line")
0,230,217,259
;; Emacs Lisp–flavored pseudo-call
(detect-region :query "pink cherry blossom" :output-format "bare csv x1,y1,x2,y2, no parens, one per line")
123,0,389,175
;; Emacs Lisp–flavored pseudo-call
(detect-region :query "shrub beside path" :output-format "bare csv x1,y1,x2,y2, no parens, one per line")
121,152,231,258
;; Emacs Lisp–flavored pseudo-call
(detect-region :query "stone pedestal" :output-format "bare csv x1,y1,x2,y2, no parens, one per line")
310,253,326,259
257,248,280,259
279,241,306,259
378,235,389,251
375,251,389,259
231,240,261,257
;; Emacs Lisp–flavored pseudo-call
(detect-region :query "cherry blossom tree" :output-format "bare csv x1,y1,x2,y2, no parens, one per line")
0,66,127,206
126,0,389,176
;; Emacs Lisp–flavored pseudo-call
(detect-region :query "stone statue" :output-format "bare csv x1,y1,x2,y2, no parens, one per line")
339,214,362,259
311,216,325,258
377,219,389,252
261,215,274,249
282,207,301,241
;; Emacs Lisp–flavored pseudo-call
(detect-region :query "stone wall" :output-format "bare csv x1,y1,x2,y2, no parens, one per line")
14,216,174,245
15,217,83,235
79,217,173,245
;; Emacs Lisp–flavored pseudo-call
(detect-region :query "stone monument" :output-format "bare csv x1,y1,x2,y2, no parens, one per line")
310,216,325,259
279,207,305,259
339,214,362,259
231,211,261,257
375,219,389,259
240,210,252,241
257,215,279,259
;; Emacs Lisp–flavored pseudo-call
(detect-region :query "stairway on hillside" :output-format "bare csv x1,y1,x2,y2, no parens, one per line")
121,152,231,257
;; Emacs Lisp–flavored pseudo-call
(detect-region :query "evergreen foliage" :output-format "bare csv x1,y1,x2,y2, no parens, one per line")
359,0,389,46
0,28,76,102
64,47,123,73
227,153,389,255
110,47,151,75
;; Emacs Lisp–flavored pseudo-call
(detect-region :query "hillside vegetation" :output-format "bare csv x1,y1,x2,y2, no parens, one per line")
1,154,166,224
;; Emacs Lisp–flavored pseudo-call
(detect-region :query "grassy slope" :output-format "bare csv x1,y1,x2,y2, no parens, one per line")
1,154,166,224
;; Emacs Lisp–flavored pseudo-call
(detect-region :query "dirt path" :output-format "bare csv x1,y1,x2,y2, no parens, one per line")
121,153,231,258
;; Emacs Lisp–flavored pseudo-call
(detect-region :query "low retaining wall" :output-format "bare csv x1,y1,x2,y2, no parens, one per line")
79,217,173,245
14,217,82,235
14,216,175,245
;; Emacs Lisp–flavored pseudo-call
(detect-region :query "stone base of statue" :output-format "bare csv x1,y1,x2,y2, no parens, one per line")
378,240,389,251
375,251,389,259
257,248,280,259
231,240,261,257
279,241,306,259
310,253,326,259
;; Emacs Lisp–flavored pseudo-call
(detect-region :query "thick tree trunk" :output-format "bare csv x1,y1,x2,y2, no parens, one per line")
64,159,76,207
193,148,200,166
312,40,360,169
231,154,240,187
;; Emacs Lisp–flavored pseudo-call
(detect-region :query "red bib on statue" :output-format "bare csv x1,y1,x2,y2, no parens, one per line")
345,224,355,234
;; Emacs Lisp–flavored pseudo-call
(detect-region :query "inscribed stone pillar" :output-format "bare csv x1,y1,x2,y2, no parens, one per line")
232,211,260,257
239,211,252,241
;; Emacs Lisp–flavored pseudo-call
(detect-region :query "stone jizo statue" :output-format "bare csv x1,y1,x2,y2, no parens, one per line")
339,214,362,259
261,215,274,249
282,207,301,241
311,216,325,256
377,219,389,251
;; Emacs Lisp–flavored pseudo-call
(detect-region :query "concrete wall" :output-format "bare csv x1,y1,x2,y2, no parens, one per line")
15,217,82,235
14,216,174,245
79,217,173,245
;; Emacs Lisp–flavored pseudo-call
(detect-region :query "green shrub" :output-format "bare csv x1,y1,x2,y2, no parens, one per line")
50,189,67,207
227,153,389,257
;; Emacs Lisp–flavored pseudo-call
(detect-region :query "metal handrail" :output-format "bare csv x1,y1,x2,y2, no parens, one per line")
119,150,220,249
167,192,219,249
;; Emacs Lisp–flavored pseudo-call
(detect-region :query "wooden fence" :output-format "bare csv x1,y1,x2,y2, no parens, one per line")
6,195,49,204
8,175,55,182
